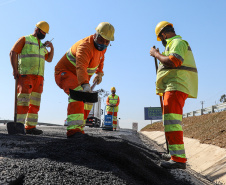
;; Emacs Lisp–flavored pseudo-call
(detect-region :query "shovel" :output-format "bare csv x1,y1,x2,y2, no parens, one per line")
69,82,98,103
7,77,25,135
153,46,169,154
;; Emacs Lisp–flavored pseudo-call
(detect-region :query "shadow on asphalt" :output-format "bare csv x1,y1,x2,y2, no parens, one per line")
0,132,194,185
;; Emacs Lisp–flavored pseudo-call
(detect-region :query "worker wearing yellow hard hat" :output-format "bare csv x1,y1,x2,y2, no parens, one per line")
106,87,120,131
55,22,115,138
9,21,54,135
150,21,198,169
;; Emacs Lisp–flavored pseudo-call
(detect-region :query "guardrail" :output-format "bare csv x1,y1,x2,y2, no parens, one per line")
0,120,61,126
183,102,226,118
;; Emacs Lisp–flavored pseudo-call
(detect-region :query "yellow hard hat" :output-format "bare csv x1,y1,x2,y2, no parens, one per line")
155,21,173,41
36,21,49,34
111,87,116,91
95,22,115,41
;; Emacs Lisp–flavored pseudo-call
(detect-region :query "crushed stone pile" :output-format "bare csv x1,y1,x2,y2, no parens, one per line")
0,126,204,185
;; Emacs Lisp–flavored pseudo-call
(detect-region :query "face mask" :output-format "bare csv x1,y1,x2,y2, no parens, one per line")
94,41,107,51
37,29,46,40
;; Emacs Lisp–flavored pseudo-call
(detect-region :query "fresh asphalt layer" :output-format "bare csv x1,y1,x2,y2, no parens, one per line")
0,126,213,185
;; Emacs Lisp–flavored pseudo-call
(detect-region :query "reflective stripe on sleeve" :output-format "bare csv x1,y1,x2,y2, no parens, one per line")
66,49,76,64
169,53,184,62
87,67,98,75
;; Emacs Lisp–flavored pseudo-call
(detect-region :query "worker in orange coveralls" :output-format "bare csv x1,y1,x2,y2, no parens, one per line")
106,87,120,131
150,21,198,169
55,22,115,138
10,21,54,135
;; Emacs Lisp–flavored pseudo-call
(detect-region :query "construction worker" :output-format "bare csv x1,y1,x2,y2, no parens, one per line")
106,87,120,131
55,22,115,138
10,21,54,135
150,21,198,169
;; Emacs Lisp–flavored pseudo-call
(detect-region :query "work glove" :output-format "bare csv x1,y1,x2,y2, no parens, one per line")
82,84,91,92
93,72,104,85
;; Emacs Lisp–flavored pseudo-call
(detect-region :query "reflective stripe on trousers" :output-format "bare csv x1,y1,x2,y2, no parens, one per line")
55,71,94,132
107,111,118,129
67,93,93,131
16,75,43,127
163,91,188,163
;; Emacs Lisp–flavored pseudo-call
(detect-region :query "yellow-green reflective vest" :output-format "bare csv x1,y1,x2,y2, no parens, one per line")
106,94,119,112
18,35,48,77
66,48,98,76
156,35,198,98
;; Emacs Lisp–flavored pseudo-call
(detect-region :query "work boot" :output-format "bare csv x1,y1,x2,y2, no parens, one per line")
67,132,84,139
160,160,186,169
26,128,43,135
161,153,171,161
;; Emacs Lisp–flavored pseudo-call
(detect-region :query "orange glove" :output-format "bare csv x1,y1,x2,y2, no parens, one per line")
93,72,104,85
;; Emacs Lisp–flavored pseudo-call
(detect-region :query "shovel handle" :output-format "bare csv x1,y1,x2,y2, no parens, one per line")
14,77,18,123
153,46,158,74
153,45,163,110
153,45,169,154
91,81,97,91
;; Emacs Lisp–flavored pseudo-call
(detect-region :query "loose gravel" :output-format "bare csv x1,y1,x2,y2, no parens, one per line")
0,126,213,185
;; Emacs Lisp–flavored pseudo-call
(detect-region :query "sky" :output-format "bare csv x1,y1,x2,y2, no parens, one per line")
1,0,226,131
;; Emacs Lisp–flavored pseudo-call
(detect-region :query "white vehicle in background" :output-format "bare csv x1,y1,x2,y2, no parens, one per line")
86,96,102,128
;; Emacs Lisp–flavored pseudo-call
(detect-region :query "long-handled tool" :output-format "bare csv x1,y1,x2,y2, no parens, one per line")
69,81,98,103
7,77,25,135
153,46,169,154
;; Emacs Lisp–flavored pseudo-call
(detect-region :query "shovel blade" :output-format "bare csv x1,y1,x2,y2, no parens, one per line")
69,89,98,103
7,122,25,135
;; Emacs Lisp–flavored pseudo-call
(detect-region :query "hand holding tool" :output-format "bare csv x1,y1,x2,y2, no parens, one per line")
93,72,104,85
69,81,98,103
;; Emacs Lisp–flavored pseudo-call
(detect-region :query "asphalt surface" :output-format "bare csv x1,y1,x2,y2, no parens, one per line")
0,126,213,185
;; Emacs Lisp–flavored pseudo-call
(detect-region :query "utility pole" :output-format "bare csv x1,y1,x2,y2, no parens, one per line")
200,101,205,115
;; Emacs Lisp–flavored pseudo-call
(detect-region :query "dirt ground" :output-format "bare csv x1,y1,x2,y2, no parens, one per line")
141,111,226,148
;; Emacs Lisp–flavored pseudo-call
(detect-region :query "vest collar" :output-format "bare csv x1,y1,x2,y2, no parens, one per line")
166,35,182,45
29,34,42,46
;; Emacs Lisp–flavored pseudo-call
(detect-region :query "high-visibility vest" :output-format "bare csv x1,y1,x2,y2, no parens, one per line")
18,35,48,76
66,48,98,76
106,94,119,112
156,35,198,98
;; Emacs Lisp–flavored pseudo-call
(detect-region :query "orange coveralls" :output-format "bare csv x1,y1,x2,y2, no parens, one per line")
55,35,106,137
